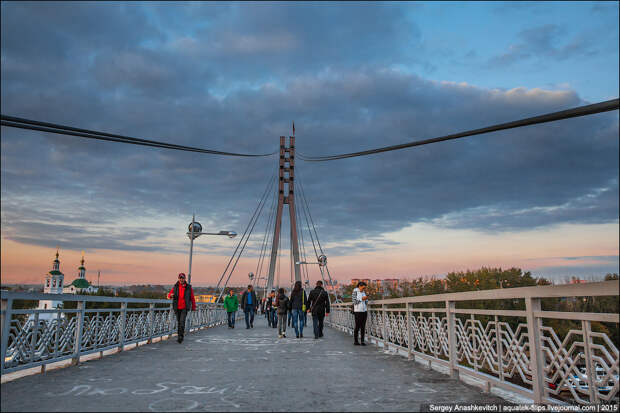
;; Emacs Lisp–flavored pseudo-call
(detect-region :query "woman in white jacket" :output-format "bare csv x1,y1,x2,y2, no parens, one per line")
352,281,369,345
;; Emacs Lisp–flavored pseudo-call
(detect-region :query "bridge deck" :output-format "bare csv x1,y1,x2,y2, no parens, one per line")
1,316,506,412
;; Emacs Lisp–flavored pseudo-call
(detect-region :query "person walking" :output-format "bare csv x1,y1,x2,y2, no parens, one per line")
276,288,290,338
266,290,278,328
223,289,239,329
352,281,369,345
167,273,196,343
289,280,308,338
306,280,330,339
241,285,258,329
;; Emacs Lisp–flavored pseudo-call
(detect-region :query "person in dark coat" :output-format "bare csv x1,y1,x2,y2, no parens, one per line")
289,280,308,338
240,285,258,329
306,280,330,339
276,288,290,338
167,273,197,343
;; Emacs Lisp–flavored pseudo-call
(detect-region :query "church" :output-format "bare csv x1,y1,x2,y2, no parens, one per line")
62,252,99,295
38,249,99,313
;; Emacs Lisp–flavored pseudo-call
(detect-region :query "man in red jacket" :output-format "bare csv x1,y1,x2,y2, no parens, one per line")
167,273,196,343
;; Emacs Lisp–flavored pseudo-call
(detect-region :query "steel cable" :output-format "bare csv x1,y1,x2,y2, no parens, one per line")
1,115,277,158
298,98,619,161
214,172,275,302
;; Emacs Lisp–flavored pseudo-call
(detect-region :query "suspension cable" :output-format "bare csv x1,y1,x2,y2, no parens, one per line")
217,174,275,302
1,115,278,158
255,176,277,295
214,173,275,302
298,98,619,161
297,170,340,302
296,201,311,287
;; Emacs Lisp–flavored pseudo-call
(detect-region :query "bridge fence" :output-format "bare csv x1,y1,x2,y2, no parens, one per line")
327,280,619,406
0,291,232,375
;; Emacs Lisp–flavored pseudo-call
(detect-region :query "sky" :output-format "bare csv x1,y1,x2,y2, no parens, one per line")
1,1,618,287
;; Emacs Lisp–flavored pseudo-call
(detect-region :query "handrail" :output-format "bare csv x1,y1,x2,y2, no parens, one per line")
331,280,619,306
327,280,619,406
1,291,231,375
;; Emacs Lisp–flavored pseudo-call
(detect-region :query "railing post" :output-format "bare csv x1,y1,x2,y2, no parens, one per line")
407,302,412,360
496,315,504,382
168,302,174,339
1,298,13,372
30,311,40,364
72,301,85,366
148,303,155,344
525,297,545,403
382,304,387,351
446,300,459,379
470,314,477,372
582,320,599,404
118,302,127,352
53,307,61,359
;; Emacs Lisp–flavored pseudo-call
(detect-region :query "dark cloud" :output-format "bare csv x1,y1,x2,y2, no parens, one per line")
1,2,618,257
489,24,599,67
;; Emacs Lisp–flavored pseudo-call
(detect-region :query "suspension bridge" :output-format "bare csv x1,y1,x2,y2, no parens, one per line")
1,99,619,411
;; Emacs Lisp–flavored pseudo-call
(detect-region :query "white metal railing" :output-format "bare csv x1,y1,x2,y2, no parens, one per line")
0,291,233,374
327,280,619,405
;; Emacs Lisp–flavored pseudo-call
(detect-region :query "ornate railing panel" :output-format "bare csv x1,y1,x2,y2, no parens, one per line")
1,291,231,374
327,280,619,405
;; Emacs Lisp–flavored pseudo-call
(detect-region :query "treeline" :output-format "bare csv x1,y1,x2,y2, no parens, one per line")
338,267,619,344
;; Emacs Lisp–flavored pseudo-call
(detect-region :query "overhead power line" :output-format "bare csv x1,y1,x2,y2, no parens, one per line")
298,98,619,162
0,114,277,158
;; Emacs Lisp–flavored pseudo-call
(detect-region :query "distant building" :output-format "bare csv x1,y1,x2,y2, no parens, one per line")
63,252,99,294
383,279,399,289
351,278,360,286
195,294,218,303
570,278,587,284
38,249,65,312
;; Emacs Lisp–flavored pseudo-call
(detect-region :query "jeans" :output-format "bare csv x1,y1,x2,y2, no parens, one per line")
244,307,255,328
354,311,368,343
291,309,304,336
175,309,188,338
312,314,325,338
278,313,287,335
269,309,278,328
227,311,236,327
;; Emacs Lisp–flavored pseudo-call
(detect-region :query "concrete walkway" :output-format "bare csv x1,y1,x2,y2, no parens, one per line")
1,316,507,412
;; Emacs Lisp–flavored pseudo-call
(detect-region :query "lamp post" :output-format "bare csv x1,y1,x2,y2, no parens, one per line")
187,214,237,285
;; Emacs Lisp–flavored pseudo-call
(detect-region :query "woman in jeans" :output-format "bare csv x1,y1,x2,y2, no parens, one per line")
289,281,308,338
352,281,369,345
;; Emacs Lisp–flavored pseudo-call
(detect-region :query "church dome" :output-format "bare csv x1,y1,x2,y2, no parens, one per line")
70,278,91,289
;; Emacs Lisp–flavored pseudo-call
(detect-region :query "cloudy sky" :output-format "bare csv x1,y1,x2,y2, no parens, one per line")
1,1,618,287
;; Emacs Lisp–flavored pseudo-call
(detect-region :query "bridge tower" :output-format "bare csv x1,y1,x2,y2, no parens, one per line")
266,136,301,292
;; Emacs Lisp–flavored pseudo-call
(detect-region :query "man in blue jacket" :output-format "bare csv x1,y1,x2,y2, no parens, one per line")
241,284,258,329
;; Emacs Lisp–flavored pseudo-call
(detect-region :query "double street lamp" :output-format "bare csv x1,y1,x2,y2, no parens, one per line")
186,215,237,285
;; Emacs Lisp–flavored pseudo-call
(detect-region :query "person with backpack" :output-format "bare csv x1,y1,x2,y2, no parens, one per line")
166,272,197,343
289,280,308,338
276,287,290,338
352,281,369,345
306,280,330,339
223,289,239,328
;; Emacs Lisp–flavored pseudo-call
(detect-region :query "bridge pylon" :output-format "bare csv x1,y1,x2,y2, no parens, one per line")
266,136,301,293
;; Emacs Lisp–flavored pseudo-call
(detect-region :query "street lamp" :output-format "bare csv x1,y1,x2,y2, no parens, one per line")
296,255,327,266
186,214,237,285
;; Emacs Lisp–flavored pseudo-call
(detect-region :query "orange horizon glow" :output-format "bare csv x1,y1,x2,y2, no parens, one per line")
2,221,618,287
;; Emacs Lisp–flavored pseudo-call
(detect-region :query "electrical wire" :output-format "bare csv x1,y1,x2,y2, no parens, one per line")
298,98,619,162
1,115,277,158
